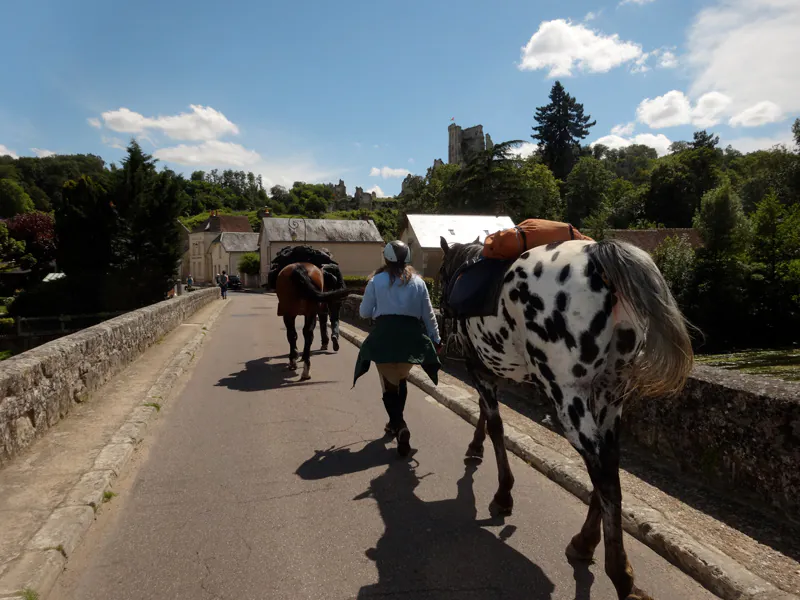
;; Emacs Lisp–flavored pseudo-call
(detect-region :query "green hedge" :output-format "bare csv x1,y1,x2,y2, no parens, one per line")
342,275,441,307
0,317,14,334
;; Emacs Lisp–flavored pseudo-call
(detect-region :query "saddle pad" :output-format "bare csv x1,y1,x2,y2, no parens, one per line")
447,257,514,318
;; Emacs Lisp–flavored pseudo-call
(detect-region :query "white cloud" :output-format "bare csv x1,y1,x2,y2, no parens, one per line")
611,122,636,136
153,141,260,167
366,185,386,198
99,105,239,141
722,133,794,154
0,144,19,159
87,117,102,129
630,53,650,74
688,0,800,115
691,92,733,127
583,10,600,21
518,19,643,77
636,90,692,128
508,142,538,159
257,157,344,190
619,0,656,5
657,50,678,69
30,148,56,158
729,101,784,127
370,166,410,179
592,132,673,156
102,136,127,151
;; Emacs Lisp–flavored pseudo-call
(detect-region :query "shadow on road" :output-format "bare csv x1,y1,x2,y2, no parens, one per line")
296,440,559,599
215,355,336,391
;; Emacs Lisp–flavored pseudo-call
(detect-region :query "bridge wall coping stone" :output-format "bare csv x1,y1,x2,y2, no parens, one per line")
0,287,220,467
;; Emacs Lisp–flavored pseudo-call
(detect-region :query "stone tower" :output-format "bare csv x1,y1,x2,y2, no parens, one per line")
448,123,488,165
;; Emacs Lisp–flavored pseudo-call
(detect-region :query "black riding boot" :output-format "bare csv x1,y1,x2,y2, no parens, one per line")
382,379,410,457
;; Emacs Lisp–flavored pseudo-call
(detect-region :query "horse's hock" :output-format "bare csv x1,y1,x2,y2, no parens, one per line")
339,294,800,519
0,287,220,467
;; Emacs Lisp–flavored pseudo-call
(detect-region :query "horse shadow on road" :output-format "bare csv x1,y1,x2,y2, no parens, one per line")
296,438,576,600
215,355,336,392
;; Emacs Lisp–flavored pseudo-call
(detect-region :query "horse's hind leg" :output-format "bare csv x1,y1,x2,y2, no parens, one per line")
472,372,514,515
466,407,486,460
300,314,316,381
284,316,298,370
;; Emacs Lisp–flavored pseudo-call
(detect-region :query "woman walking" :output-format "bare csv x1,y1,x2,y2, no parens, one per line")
353,241,442,457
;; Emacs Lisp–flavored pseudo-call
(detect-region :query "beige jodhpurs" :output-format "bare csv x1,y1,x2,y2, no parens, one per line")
376,362,413,390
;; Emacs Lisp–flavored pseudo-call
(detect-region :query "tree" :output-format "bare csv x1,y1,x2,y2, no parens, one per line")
238,252,261,276
793,118,800,152
514,159,563,221
457,140,527,215
0,179,34,217
691,130,720,150
693,181,750,259
563,157,614,227
652,235,696,306
0,222,34,271
532,81,596,181
6,211,56,274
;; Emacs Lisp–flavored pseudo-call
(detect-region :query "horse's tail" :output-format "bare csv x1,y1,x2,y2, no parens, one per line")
587,239,695,398
290,265,353,303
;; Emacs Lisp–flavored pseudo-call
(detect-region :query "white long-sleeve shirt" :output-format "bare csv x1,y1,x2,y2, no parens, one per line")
359,272,441,344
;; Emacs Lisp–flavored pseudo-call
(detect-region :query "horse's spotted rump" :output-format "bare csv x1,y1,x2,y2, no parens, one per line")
572,364,587,377
617,327,637,354
515,266,528,279
551,251,560,262
501,300,517,331
558,264,571,284
534,261,543,278
546,241,565,251
579,332,600,364
556,291,568,312
521,251,531,260
504,270,515,284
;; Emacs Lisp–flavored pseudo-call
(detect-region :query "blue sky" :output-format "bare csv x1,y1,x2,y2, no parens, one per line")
1,0,797,197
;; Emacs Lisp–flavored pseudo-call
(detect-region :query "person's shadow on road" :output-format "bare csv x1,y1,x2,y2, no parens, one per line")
215,355,335,392
296,441,556,599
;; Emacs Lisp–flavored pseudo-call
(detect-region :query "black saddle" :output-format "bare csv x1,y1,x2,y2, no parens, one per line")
446,257,514,318
267,245,339,290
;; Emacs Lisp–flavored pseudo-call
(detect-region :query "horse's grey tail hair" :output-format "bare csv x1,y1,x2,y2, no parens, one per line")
587,239,695,398
290,265,353,303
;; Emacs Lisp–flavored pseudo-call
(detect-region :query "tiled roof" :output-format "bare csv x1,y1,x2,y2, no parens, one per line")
261,218,384,243
193,214,253,233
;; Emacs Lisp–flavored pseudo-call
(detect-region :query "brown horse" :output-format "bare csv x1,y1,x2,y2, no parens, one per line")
275,262,353,380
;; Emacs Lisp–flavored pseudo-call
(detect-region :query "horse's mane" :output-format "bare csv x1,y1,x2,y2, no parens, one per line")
443,241,484,275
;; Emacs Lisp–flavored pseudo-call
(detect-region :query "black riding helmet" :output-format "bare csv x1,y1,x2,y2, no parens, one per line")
383,240,412,265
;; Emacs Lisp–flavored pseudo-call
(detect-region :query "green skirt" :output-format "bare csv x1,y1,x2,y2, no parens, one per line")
353,315,441,387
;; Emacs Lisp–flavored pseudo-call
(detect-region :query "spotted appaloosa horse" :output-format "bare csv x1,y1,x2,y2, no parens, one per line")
438,236,693,600
275,262,352,380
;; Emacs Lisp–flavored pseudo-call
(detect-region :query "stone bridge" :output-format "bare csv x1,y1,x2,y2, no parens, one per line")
0,291,798,600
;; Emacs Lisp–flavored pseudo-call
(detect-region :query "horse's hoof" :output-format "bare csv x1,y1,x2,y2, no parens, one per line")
489,495,513,516
625,588,655,600
465,444,484,459
565,539,595,563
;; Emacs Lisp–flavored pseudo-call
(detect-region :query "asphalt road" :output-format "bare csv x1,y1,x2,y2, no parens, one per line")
52,292,718,600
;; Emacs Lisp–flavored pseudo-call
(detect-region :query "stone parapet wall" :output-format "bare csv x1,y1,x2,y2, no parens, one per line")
339,294,800,517
0,287,220,467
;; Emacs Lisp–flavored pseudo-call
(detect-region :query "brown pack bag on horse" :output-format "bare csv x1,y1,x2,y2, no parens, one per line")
481,218,593,260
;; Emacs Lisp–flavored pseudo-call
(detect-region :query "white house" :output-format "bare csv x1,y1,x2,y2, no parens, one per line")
398,214,515,277
207,232,261,287
187,212,254,284
258,217,385,284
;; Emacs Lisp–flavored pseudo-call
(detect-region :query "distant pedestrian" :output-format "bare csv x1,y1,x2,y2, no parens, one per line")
187,274,194,288
219,270,229,299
